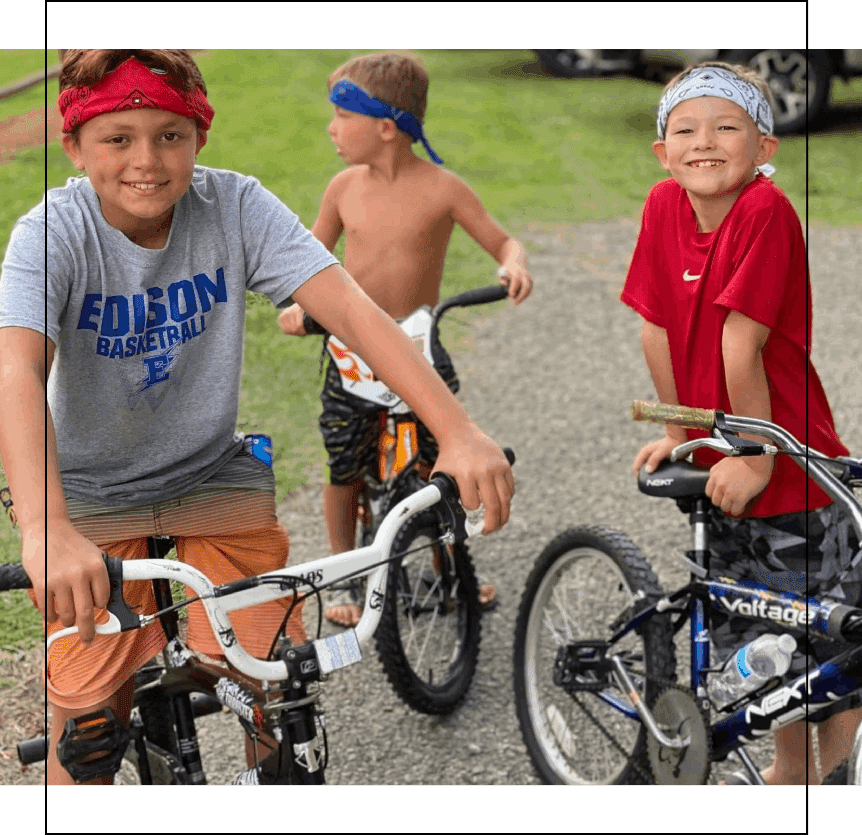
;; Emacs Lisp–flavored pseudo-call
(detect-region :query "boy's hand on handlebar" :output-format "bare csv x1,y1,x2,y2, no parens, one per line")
434,425,515,534
706,456,773,517
23,521,110,644
498,263,532,305
277,304,307,337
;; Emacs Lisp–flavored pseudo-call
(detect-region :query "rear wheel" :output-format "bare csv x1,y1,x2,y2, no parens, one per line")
513,526,675,784
375,515,481,714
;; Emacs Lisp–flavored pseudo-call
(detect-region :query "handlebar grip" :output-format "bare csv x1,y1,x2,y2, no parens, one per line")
433,285,509,321
450,285,509,308
429,447,516,504
0,562,31,590
631,400,716,431
17,736,47,765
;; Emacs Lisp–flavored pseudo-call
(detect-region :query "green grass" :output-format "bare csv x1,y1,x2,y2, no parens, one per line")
0,49,50,125
1,50,862,647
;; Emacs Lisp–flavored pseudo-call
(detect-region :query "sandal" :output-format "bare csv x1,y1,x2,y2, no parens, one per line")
324,579,364,628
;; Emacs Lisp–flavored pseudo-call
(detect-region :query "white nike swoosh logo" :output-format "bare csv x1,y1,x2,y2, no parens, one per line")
683,270,701,282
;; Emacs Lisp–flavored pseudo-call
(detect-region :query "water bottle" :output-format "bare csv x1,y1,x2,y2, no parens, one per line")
707,633,797,710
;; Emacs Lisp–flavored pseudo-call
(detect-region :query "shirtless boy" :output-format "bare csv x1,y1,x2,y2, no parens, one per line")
279,53,532,625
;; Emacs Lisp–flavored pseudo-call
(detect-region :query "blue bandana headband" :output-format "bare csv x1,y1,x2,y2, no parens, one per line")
657,66,775,177
329,78,443,164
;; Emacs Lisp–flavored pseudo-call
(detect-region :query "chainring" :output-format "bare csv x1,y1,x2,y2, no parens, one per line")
646,684,711,785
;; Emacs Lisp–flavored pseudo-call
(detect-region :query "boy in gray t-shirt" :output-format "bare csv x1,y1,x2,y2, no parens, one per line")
0,49,514,785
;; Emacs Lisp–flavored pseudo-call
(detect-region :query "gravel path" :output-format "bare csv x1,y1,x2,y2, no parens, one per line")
6,218,860,791
193,218,862,786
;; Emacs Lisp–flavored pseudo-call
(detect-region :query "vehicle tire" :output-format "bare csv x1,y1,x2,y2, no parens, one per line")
374,515,481,715
513,526,675,784
533,50,596,78
721,49,832,134
134,663,177,756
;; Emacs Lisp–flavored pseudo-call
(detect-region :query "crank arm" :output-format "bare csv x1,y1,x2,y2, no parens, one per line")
609,656,690,749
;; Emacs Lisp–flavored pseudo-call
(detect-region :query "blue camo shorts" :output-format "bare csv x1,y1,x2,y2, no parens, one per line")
708,502,862,722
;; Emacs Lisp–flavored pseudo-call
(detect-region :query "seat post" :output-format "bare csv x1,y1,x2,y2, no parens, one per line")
147,536,180,642
689,497,711,699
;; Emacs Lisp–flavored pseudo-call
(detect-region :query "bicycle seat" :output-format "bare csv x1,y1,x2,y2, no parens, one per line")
638,459,710,498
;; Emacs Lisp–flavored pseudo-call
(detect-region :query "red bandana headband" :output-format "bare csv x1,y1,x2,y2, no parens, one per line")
58,56,214,143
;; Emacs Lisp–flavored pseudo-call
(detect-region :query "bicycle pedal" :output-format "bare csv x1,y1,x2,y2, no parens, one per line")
57,708,129,783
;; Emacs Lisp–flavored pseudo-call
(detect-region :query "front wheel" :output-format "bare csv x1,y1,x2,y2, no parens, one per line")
513,526,675,784
374,516,481,715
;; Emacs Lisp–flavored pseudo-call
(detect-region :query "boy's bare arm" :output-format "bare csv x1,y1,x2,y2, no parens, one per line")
707,309,774,516
281,176,347,337
291,265,514,532
311,173,347,252
448,175,532,304
0,328,109,641
633,320,687,474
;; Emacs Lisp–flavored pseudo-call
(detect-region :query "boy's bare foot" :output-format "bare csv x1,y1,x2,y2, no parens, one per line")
325,603,363,627
478,581,498,611
324,581,498,626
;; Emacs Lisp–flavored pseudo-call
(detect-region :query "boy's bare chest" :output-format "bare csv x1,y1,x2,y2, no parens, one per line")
339,183,452,244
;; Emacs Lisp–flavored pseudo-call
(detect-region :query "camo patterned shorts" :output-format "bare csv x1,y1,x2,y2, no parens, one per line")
319,334,459,486
708,502,862,722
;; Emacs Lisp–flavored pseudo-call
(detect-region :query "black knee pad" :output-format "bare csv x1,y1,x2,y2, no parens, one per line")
57,707,129,783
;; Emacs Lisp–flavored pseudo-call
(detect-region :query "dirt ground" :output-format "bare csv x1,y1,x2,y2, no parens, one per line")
0,106,61,164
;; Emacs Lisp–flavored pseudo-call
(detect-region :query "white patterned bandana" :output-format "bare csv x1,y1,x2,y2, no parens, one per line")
656,66,775,176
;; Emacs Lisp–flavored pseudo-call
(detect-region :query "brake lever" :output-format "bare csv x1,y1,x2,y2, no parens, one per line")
671,433,778,462
47,611,124,652
429,473,470,544
430,447,515,540
671,437,737,461
45,554,143,652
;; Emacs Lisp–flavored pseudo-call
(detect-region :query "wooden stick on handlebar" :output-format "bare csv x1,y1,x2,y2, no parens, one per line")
630,401,716,431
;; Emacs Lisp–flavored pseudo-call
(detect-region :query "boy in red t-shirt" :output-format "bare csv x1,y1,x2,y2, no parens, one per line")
621,62,861,784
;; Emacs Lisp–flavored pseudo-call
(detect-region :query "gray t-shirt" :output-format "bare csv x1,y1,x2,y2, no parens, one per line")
0,166,338,506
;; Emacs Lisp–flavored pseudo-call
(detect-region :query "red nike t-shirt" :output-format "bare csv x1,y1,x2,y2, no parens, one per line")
621,175,848,517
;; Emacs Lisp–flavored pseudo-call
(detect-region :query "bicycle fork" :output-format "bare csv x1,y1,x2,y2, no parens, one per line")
147,538,207,785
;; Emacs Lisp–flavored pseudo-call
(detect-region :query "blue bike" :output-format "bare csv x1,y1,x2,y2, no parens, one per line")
513,402,862,785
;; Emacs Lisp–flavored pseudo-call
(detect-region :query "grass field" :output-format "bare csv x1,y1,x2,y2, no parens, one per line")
1,49,861,647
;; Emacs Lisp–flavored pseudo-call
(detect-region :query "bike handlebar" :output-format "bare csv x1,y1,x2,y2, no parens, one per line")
630,400,715,431
431,284,508,324
26,450,515,682
306,283,509,338
631,400,862,556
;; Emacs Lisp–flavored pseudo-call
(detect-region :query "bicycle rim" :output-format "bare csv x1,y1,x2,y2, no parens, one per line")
515,527,673,784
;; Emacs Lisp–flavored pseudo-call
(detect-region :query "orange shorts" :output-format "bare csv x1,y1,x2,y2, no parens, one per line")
45,488,305,710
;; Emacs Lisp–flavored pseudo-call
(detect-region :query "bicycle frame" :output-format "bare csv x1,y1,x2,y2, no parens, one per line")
600,405,862,775
47,479,462,682
604,549,862,746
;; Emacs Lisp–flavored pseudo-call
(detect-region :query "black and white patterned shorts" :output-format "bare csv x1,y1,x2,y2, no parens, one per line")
708,503,862,722
318,333,459,486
